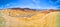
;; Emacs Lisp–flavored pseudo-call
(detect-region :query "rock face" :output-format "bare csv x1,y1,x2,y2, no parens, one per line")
0,8,60,27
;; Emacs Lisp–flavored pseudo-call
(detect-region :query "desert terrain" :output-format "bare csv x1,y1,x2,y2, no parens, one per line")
0,8,60,27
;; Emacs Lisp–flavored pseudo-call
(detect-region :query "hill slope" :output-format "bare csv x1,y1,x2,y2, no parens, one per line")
0,8,60,27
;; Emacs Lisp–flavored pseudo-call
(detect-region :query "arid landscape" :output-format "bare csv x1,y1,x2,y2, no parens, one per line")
0,8,60,27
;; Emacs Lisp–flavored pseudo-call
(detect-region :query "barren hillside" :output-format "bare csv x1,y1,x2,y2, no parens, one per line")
0,8,60,27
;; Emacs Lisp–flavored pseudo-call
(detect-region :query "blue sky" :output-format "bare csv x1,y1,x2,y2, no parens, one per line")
0,0,60,10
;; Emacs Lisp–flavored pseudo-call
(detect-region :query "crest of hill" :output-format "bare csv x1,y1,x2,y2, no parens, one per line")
8,8,60,14
0,8,60,12
8,8,37,11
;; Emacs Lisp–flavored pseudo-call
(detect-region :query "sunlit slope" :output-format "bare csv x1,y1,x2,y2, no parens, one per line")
0,9,59,27
57,12,60,27
43,12,58,27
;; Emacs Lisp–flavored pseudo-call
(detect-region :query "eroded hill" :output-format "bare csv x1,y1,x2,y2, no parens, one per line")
0,8,60,27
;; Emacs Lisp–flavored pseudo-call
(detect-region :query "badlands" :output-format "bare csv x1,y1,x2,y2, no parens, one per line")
0,8,60,27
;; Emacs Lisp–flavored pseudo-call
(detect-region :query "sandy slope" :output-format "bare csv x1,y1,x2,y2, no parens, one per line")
0,9,59,27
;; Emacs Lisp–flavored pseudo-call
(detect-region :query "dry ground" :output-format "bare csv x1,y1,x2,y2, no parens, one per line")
0,9,60,27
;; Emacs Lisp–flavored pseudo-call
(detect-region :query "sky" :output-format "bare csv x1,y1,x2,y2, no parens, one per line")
0,0,60,10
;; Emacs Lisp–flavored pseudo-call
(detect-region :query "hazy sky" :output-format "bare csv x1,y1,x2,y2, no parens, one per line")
0,0,60,10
